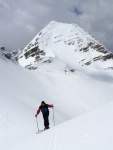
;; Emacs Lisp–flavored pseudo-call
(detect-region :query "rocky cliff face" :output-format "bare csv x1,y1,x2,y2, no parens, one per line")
0,45,21,61
18,21,113,71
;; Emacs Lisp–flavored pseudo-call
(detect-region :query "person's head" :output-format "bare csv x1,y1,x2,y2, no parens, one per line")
41,101,46,106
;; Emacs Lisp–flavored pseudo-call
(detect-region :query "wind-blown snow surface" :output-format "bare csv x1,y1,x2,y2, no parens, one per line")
0,56,113,150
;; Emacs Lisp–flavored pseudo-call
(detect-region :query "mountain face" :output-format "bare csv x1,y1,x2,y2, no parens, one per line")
18,21,113,71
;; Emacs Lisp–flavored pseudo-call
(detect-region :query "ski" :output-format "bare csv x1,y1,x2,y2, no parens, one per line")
36,128,50,134
36,129,44,134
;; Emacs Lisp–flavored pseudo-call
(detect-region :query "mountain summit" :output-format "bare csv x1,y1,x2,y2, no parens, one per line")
18,21,113,72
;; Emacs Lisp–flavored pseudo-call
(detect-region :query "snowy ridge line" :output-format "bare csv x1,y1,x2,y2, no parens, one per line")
37,70,86,77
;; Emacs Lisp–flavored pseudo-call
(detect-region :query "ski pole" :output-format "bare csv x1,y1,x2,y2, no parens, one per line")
36,117,39,132
53,107,55,126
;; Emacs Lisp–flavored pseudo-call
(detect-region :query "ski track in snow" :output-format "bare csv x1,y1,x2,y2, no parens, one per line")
48,130,57,150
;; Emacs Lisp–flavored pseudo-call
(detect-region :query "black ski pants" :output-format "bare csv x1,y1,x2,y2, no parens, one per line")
43,113,49,128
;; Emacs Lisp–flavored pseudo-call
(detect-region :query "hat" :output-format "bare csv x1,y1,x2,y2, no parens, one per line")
41,101,46,105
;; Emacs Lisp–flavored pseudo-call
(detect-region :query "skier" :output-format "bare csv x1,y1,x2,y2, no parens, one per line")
35,101,53,129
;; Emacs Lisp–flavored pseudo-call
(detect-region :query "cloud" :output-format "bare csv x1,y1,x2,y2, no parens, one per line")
0,0,113,52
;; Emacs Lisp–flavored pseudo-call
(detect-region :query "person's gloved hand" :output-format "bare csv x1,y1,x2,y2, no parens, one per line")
35,114,37,117
51,104,54,107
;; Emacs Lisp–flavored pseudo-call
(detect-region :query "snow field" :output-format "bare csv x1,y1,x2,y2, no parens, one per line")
0,57,113,150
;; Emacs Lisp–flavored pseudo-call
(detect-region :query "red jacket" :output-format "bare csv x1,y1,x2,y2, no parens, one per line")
36,104,53,116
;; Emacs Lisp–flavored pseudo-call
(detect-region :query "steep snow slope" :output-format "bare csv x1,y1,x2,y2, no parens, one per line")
5,102,113,150
0,54,113,149
18,21,113,72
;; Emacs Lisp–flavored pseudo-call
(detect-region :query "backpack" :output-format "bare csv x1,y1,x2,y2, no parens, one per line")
40,104,49,115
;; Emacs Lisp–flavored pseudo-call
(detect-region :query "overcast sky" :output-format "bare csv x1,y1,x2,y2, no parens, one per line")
0,0,113,52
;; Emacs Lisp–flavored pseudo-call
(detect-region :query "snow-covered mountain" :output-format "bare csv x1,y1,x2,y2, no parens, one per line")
18,21,113,72
0,21,113,150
